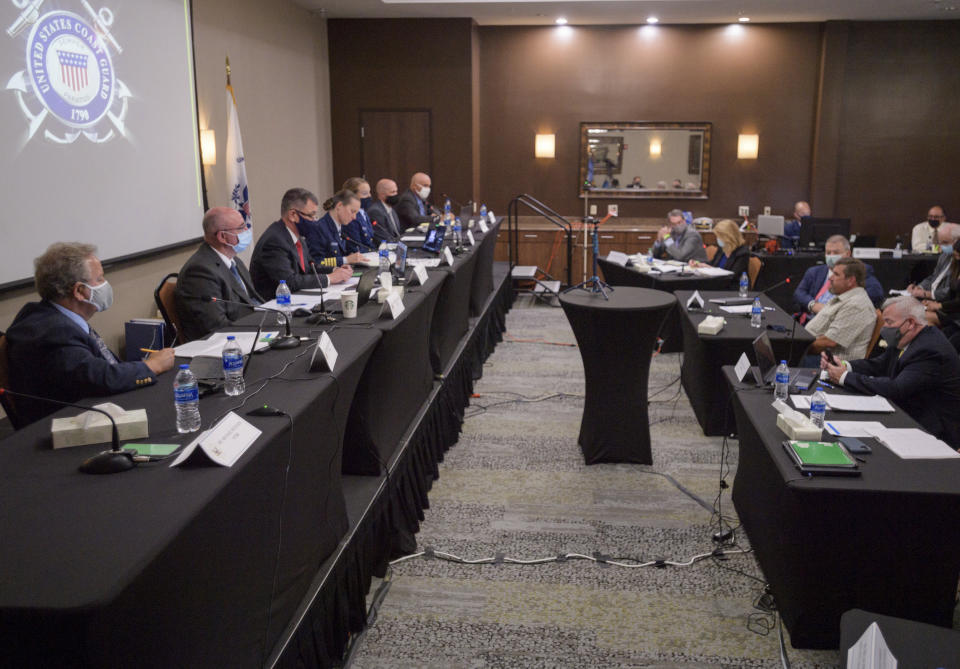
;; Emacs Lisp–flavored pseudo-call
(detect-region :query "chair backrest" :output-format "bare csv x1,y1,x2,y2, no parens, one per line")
0,334,22,429
154,273,183,346
867,308,884,357
748,256,763,289
704,245,718,263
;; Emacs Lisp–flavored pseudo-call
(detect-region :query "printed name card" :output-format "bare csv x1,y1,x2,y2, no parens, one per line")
442,246,455,266
316,331,338,371
478,219,489,234
466,230,476,246
386,292,405,319
170,412,261,468
735,353,751,382
411,264,429,286
606,251,629,266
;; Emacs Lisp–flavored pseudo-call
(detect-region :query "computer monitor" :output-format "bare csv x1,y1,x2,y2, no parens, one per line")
756,215,785,237
798,217,851,249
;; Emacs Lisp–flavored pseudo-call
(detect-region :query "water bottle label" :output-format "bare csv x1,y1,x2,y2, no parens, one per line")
277,294,291,306
776,372,789,384
175,386,199,403
811,401,826,412
223,354,243,372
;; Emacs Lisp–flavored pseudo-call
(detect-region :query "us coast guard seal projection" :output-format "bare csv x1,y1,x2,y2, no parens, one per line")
7,0,129,144
0,0,206,288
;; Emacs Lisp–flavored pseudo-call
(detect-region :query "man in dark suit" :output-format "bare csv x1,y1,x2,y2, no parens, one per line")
367,178,403,243
781,200,810,250
821,295,960,448
5,242,176,425
250,187,353,298
394,172,436,232
175,207,264,342
793,234,885,320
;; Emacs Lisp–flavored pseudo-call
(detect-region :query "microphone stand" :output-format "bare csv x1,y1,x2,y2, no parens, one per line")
207,296,299,349
308,261,336,324
0,388,133,474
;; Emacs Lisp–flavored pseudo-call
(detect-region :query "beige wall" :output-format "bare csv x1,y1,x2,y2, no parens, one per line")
0,0,333,358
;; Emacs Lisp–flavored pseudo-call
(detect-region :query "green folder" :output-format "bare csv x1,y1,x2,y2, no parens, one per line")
785,440,856,467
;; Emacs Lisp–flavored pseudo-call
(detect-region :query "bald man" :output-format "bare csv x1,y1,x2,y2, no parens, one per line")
911,205,951,253
782,200,811,249
367,178,403,242
395,172,436,232
175,207,265,342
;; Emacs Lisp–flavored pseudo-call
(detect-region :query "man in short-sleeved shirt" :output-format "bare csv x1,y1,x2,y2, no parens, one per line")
804,257,877,361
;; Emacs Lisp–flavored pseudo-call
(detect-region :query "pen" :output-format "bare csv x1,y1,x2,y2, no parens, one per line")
819,381,835,389
826,422,838,435
140,347,160,354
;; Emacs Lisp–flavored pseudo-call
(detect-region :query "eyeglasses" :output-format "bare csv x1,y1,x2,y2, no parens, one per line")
296,209,320,222
221,222,252,235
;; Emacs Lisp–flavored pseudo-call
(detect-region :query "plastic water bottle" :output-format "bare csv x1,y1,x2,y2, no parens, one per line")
739,272,749,298
174,364,201,433
222,335,245,396
750,297,762,328
809,386,827,429
479,204,487,222
893,236,903,259
774,360,790,400
275,279,292,326
452,218,463,247
378,247,390,275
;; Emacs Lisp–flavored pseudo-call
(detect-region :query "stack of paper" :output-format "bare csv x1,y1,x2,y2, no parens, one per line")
790,394,895,412
867,427,960,459
693,266,734,277
174,332,278,358
407,257,441,268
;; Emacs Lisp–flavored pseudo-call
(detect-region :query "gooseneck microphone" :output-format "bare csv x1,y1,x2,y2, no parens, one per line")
342,234,376,253
205,296,300,349
308,260,336,324
0,387,133,474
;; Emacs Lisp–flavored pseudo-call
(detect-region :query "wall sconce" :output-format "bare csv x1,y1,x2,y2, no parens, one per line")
200,129,216,166
737,133,759,159
535,133,555,159
649,139,662,158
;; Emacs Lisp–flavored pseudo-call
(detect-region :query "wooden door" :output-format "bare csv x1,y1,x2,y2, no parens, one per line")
360,110,431,186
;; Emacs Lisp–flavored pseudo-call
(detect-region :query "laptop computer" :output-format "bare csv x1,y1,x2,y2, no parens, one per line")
356,268,378,307
421,224,446,253
751,332,817,389
756,214,785,237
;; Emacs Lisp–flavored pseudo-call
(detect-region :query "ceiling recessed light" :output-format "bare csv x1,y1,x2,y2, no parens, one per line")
738,16,751,22
646,16,659,24
555,17,567,25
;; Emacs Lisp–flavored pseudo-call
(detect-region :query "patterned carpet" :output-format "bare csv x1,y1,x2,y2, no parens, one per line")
350,298,845,668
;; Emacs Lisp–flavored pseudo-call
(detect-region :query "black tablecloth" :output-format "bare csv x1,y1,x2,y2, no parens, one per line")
725,367,960,649
753,252,937,312
426,247,479,375
676,290,814,436
560,287,677,464
598,257,731,353
840,609,960,669
0,328,380,668
469,217,501,317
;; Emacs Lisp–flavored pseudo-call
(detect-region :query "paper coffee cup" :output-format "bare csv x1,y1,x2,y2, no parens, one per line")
341,290,358,318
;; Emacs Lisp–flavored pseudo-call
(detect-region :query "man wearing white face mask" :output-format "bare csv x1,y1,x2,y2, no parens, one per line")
395,172,436,232
5,242,176,425
793,234,884,323
176,207,265,342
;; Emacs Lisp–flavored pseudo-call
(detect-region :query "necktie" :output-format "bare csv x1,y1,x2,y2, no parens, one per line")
388,209,399,237
295,238,305,272
230,260,249,296
416,198,425,216
89,328,118,365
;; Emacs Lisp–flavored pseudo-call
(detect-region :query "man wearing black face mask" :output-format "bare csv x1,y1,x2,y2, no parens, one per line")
175,207,264,342
821,295,960,448
910,205,950,253
250,187,353,297
367,178,403,243
5,242,176,425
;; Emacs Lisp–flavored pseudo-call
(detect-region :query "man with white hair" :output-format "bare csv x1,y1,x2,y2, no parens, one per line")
821,295,960,448
907,223,960,304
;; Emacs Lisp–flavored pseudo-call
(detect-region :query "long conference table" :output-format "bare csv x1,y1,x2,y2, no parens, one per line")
0,219,511,668
725,367,960,649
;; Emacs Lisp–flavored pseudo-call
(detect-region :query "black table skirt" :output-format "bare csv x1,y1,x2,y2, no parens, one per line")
469,217,501,317
676,290,814,436
598,257,731,353
0,328,380,668
753,252,937,312
726,367,960,649
428,247,480,375
560,286,677,464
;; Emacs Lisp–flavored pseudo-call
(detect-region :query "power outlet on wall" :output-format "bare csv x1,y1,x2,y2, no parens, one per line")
589,204,598,216
738,205,749,217
608,204,619,217
763,206,771,216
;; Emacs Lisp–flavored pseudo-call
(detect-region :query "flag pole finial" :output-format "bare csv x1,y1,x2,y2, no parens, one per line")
225,55,231,85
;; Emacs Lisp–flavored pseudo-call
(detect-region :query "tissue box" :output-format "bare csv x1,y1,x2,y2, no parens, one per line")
51,405,149,449
697,316,725,335
776,413,823,441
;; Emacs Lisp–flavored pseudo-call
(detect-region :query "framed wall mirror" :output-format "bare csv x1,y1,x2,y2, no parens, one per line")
579,122,711,199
